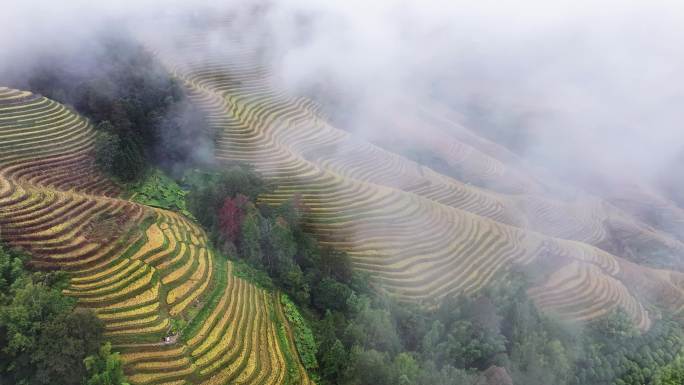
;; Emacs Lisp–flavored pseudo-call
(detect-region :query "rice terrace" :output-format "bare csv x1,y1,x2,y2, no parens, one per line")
2,2,684,385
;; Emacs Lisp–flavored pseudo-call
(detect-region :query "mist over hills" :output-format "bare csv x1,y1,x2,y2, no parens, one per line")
2,1,684,385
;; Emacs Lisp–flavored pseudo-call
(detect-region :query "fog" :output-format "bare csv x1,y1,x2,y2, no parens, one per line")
3,0,684,189
254,0,684,189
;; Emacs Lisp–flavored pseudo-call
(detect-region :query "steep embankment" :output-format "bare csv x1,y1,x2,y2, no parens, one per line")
0,86,313,385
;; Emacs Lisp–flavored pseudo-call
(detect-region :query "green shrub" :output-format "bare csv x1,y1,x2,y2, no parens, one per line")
281,294,318,370
130,169,194,218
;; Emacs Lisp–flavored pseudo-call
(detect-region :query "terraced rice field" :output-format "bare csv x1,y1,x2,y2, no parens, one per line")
141,27,684,330
0,87,313,385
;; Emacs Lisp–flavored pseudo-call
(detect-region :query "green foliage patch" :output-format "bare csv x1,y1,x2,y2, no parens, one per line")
276,321,300,385
281,294,318,370
130,169,194,218
84,342,130,385
0,244,127,385
231,257,274,290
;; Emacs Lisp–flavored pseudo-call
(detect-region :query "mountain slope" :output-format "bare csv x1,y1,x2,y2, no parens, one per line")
144,28,684,331
0,87,313,385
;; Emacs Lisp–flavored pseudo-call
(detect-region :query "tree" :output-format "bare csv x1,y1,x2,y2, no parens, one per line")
443,319,506,369
343,347,394,385
344,300,401,354
590,308,638,340
83,342,129,385
421,320,446,364
655,354,684,385
281,264,310,304
0,245,106,385
262,216,297,275
320,338,347,381
314,278,352,312
184,166,270,233
319,248,353,284
0,280,75,377
218,194,249,243
239,208,262,265
0,248,25,296
113,134,146,182
392,353,421,385
33,309,104,385
209,165,270,201
93,123,120,175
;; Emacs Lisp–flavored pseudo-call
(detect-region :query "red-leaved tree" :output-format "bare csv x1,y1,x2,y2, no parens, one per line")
218,194,249,243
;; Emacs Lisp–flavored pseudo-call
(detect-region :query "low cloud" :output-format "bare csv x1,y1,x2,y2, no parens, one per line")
2,0,684,188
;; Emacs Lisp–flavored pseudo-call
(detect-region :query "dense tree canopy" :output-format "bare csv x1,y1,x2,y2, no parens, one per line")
0,245,126,385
